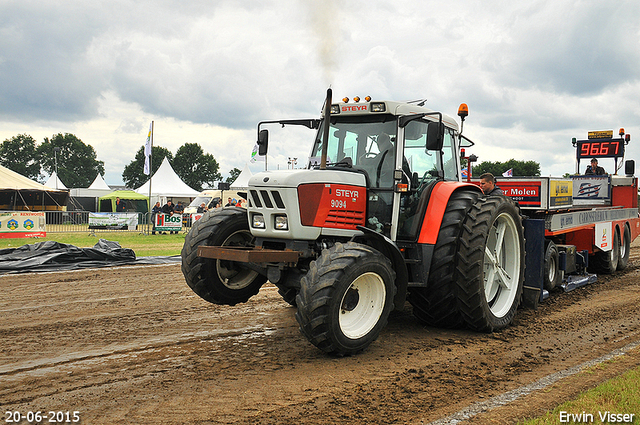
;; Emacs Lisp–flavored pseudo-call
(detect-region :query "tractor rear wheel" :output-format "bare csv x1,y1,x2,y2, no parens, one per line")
295,242,396,356
456,196,525,332
408,189,480,328
181,208,267,305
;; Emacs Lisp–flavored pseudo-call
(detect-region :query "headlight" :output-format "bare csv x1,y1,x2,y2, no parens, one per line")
274,215,288,230
252,214,265,229
371,102,386,112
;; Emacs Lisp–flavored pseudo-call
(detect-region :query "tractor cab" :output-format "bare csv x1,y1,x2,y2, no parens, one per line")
307,99,462,240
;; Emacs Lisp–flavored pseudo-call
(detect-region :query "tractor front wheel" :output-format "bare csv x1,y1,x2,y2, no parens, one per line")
295,242,396,356
181,208,267,305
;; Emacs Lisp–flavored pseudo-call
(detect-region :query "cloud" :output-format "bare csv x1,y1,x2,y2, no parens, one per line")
1,0,640,185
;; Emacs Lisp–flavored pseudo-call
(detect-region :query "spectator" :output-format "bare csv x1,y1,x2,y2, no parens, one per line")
585,158,606,175
115,197,126,212
479,173,504,196
225,197,235,207
197,202,208,213
162,200,174,215
174,201,184,215
151,202,162,235
162,201,175,234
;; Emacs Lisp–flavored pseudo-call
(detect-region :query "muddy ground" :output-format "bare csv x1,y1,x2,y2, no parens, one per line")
1,241,640,425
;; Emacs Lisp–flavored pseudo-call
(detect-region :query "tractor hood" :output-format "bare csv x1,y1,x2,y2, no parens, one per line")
248,169,367,189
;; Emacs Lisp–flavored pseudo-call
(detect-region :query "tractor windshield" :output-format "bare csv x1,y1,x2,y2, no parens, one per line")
309,114,397,188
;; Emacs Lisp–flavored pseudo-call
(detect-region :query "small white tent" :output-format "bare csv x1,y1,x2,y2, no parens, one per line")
44,171,68,190
68,174,112,211
135,157,199,206
88,174,111,190
230,163,253,189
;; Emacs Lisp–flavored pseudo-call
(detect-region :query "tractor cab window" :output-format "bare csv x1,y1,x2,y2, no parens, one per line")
309,115,397,188
403,120,458,185
398,121,459,240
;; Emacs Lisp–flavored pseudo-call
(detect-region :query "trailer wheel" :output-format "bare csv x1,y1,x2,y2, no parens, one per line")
295,242,396,356
456,196,525,332
408,189,480,328
590,228,620,274
181,208,266,305
617,224,631,271
544,240,561,291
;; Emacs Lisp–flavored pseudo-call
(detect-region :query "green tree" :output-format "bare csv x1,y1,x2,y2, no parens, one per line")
122,146,173,189
226,167,242,185
35,133,105,188
0,134,41,180
472,159,540,177
173,143,221,191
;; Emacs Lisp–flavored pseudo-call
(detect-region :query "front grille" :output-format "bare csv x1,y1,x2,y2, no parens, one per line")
325,209,365,227
250,189,286,210
250,190,262,208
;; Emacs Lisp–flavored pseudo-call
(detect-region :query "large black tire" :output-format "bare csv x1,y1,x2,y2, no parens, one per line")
589,228,620,274
455,196,525,332
544,240,561,291
408,190,480,328
617,224,631,271
295,242,396,356
181,207,267,305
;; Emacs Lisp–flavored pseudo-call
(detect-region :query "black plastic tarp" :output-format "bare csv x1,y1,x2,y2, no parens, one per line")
0,239,180,274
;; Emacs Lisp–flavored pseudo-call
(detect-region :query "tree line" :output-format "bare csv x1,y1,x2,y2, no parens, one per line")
0,133,241,191
465,159,541,178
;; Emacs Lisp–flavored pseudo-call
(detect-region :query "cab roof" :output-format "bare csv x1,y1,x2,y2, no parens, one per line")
327,100,459,131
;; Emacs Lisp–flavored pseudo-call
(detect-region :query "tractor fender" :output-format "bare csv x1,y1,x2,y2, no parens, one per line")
417,181,483,244
354,225,409,311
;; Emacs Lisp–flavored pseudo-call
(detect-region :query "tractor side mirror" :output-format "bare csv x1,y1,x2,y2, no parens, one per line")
426,121,444,151
257,129,269,155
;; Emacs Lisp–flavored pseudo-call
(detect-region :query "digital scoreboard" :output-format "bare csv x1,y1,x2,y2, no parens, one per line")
576,138,625,159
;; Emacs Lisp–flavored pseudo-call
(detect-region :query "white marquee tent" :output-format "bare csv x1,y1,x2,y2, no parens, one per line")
135,157,199,206
44,171,67,190
230,163,253,189
88,174,111,190
0,164,68,210
68,174,113,211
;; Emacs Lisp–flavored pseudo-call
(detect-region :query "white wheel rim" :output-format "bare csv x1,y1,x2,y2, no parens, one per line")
548,253,557,284
339,272,386,339
612,231,620,265
483,212,521,318
215,230,260,290
620,228,629,260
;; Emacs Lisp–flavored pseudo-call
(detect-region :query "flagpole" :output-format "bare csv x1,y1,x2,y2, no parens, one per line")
148,121,154,233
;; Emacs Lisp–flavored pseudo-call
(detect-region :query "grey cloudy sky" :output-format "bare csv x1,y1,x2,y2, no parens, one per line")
1,0,639,186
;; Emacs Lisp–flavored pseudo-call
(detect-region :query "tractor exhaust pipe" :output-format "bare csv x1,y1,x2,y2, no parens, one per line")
320,87,332,170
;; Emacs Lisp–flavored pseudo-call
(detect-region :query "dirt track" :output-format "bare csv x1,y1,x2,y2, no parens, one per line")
2,241,640,424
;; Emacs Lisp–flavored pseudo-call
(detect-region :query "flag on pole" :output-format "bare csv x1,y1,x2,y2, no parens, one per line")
502,168,513,177
461,167,469,179
144,123,152,175
250,143,265,163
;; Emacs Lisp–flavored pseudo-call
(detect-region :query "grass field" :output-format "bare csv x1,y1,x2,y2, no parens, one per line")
519,359,640,424
0,232,185,257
